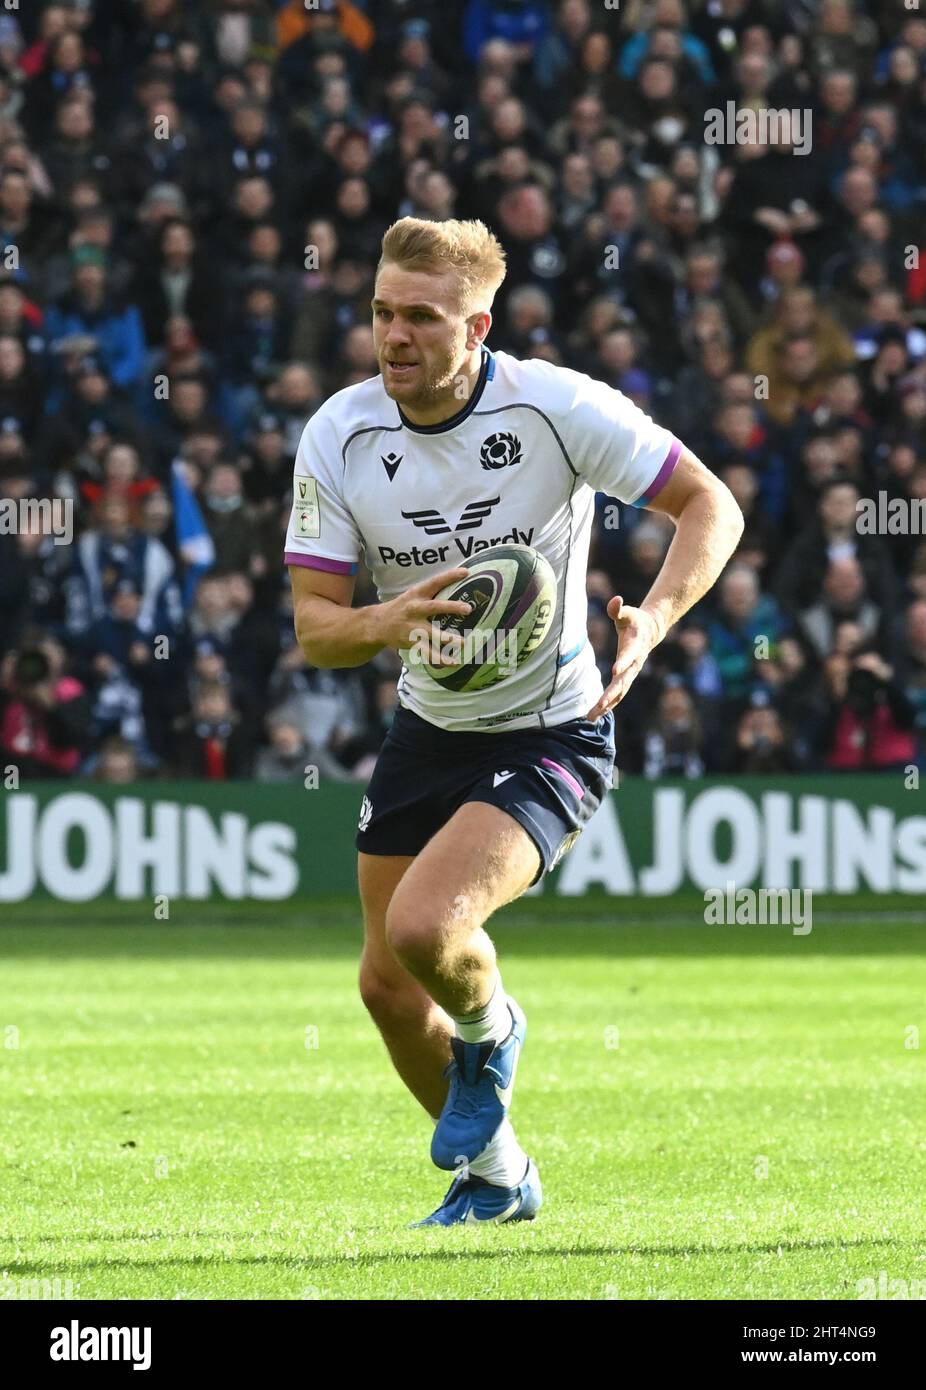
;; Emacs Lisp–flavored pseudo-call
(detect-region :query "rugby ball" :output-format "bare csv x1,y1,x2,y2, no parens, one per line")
420,543,557,692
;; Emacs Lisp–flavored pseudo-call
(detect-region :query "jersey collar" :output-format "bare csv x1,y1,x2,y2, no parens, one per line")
396,346,495,435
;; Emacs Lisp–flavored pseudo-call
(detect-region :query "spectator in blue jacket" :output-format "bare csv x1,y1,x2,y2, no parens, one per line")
464,0,551,66
617,0,715,84
45,246,146,405
709,564,791,701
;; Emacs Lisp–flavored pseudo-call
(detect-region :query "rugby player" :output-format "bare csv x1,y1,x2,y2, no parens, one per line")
287,218,743,1225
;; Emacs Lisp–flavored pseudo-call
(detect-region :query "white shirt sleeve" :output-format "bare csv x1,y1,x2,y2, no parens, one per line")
284,413,364,576
562,372,681,507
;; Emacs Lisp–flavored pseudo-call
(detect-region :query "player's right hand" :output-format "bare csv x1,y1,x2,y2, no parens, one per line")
377,567,474,655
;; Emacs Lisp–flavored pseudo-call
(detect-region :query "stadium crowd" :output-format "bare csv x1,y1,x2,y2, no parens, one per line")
0,0,924,782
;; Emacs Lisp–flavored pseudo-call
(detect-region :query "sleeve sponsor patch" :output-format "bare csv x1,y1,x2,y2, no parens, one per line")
293,475,320,538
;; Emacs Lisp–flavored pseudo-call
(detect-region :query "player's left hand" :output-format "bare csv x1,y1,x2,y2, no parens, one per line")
586,596,662,721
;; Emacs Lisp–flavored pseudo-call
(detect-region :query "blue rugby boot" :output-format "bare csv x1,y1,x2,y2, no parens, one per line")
431,996,527,1171
411,1158,542,1227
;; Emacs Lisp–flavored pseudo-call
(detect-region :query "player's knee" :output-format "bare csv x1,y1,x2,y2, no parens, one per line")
358,955,422,1026
383,897,448,972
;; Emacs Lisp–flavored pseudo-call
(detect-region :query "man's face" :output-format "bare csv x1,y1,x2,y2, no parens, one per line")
195,651,225,681
372,263,479,413
640,60,674,101
782,291,815,332
237,179,272,218
821,483,859,530
0,337,22,376
279,366,314,406
207,466,240,501
660,687,692,726
687,254,719,294
174,382,205,421
76,264,105,299
247,288,275,319
719,404,755,449
722,464,757,508
101,749,135,783
196,578,228,619
271,722,302,756
592,136,624,178
0,286,22,321
233,106,265,145
226,573,252,611
825,560,864,607
106,447,137,483
251,225,280,262
721,572,758,621
561,154,592,195
163,224,193,262
197,690,231,724
903,599,926,648
59,102,93,140
572,99,602,139
142,492,171,532
98,494,130,532
493,99,525,141
739,54,770,92
606,185,637,229
187,431,223,466
805,438,838,484
783,339,818,384
823,71,855,113
842,169,876,215
113,590,141,622
1,176,30,217
255,428,284,462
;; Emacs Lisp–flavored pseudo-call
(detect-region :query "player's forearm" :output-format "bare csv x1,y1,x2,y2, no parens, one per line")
639,484,744,642
295,595,387,669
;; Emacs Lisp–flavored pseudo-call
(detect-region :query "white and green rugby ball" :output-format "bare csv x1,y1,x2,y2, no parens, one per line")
422,543,557,692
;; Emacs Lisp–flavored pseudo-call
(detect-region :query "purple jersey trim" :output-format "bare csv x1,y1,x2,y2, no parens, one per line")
285,551,359,575
632,437,682,508
541,757,586,800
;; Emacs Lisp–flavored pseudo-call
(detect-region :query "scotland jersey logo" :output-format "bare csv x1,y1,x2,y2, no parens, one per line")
480,432,522,471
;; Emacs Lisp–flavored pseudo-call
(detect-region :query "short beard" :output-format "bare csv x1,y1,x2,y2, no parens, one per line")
387,332,470,412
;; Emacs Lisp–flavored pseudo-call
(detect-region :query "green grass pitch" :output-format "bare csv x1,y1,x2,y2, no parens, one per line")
1,895,923,1300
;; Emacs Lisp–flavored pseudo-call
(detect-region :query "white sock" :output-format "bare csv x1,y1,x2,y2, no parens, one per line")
453,972,510,1044
468,1119,529,1187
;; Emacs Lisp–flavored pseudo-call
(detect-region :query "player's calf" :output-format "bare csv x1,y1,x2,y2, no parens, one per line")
358,954,454,1120
381,805,538,1169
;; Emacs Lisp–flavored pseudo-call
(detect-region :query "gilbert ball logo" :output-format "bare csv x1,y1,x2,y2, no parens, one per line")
480,432,522,471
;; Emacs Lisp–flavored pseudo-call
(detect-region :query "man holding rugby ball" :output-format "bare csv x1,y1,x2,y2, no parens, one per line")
286,217,743,1225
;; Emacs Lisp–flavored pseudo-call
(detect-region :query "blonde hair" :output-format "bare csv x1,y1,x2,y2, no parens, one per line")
377,217,507,316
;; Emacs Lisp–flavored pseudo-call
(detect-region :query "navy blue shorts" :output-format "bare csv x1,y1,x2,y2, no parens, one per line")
355,705,617,885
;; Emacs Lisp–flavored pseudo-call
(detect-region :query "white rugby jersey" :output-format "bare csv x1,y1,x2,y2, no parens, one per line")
285,346,681,732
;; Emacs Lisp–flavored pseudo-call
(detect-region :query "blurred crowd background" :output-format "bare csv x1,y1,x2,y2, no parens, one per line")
0,0,924,784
